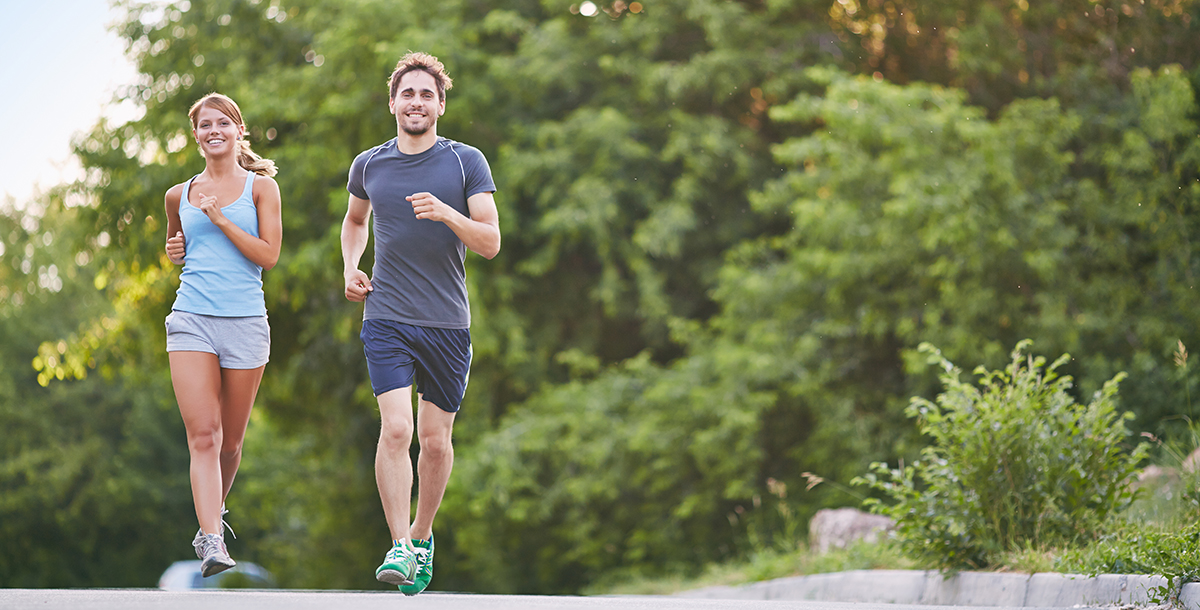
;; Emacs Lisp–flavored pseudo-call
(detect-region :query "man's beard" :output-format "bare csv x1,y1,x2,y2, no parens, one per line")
401,117,432,136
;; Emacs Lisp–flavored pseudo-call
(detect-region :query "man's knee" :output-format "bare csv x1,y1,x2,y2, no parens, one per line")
379,417,415,449
418,429,453,459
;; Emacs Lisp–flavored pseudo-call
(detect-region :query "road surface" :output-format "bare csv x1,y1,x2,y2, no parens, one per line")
0,589,1095,610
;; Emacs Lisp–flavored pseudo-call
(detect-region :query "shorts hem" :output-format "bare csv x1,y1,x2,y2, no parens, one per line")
373,382,412,398
426,399,461,414
220,357,270,370
165,346,219,355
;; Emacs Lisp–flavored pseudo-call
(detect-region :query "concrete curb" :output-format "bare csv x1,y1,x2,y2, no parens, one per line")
676,570,1200,609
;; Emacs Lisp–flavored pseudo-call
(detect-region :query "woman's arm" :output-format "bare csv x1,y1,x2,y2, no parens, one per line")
164,184,186,264
195,175,283,270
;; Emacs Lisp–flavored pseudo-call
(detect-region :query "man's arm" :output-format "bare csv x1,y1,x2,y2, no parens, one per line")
408,191,501,259
342,194,374,302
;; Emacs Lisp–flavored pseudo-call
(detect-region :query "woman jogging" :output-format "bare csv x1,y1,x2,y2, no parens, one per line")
163,92,281,577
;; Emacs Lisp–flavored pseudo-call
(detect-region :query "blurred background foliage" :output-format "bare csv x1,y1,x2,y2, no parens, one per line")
2,0,1200,593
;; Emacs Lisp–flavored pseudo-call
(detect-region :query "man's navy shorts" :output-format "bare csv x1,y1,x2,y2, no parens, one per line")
360,319,472,413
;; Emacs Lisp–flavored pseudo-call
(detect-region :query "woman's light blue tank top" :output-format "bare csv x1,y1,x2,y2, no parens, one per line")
172,171,266,317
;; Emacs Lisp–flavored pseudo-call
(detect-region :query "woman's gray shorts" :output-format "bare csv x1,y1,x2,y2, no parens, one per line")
165,310,270,369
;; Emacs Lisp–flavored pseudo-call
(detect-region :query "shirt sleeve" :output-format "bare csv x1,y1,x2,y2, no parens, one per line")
347,149,371,200
460,145,496,198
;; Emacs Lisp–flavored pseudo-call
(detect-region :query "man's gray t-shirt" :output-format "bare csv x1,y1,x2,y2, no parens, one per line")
347,137,495,329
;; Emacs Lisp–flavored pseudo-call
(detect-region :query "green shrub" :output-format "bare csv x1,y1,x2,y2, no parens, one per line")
854,340,1148,569
1056,521,1200,603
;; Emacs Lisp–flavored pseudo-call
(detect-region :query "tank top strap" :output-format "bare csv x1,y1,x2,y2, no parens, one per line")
180,175,199,206
240,170,256,201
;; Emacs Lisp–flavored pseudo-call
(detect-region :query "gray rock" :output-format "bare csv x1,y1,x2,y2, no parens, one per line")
807,507,894,554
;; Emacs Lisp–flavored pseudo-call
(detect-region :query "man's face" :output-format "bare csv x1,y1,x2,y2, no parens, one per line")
389,70,444,136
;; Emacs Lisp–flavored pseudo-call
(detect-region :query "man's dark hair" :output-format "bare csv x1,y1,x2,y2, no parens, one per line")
388,51,453,101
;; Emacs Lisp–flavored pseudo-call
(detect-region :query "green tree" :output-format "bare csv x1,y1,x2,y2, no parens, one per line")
444,65,1084,590
0,192,193,587
444,62,1200,591
829,0,1200,112
8,0,1200,593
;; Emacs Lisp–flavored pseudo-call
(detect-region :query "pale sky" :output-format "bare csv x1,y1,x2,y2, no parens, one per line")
1,0,141,208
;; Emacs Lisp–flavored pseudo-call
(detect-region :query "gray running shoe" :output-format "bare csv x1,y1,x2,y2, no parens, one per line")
193,531,236,577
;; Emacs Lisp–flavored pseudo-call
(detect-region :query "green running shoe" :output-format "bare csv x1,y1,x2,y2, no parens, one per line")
375,542,417,586
399,534,434,596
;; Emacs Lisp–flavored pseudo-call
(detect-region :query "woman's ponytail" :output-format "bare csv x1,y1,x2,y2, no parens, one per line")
237,138,277,177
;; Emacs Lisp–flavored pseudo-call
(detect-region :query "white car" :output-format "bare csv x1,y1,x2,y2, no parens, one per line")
157,560,275,590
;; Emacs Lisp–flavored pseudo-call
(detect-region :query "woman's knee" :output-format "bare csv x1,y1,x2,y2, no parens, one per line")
188,424,222,453
220,438,244,461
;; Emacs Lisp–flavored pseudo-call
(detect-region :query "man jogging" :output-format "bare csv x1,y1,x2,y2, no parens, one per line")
341,51,500,595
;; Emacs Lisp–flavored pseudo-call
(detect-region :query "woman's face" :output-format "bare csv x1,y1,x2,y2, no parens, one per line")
192,105,244,157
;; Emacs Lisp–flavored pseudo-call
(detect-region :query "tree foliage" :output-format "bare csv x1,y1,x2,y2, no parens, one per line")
0,195,193,587
2,0,1199,592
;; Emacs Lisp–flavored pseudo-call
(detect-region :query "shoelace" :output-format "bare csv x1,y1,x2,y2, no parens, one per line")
387,545,426,565
193,533,226,559
195,509,236,539
220,507,236,540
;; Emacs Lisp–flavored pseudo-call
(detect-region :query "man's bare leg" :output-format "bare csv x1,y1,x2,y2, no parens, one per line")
411,398,456,541
376,386,415,546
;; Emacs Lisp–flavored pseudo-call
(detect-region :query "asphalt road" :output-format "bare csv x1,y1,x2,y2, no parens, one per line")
0,589,1093,610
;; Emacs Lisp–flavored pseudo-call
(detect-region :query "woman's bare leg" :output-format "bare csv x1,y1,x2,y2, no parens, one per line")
169,351,225,535
217,365,265,502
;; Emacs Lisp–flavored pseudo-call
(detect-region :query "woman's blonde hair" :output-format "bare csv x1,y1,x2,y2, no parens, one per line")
188,93,277,177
